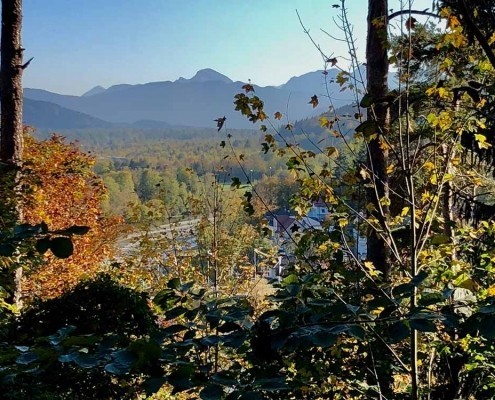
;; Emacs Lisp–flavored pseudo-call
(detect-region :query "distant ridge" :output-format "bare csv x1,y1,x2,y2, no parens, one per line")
23,98,113,129
25,68,360,130
82,85,106,97
188,68,233,84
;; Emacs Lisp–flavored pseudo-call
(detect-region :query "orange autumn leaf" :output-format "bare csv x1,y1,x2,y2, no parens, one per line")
21,133,123,300
309,94,319,108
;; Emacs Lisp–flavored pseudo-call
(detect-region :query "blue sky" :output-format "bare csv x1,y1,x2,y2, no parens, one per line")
21,1,429,95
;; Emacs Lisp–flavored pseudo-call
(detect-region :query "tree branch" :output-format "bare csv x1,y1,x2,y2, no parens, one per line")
388,9,440,21
458,0,495,71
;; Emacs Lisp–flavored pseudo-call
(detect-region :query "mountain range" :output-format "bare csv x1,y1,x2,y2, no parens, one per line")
23,68,359,130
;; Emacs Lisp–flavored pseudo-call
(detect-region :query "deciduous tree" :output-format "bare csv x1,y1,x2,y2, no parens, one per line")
21,134,121,299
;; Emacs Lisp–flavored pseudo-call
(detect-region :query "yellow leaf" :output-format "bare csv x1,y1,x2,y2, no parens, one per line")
364,261,382,277
366,202,376,213
439,7,451,18
379,196,391,206
425,87,436,96
441,57,453,69
447,15,460,29
437,111,453,131
359,168,370,181
475,133,492,149
487,285,495,297
326,146,339,158
437,87,449,99
423,161,435,171
342,172,357,184
421,192,432,203
476,120,487,129
479,60,494,72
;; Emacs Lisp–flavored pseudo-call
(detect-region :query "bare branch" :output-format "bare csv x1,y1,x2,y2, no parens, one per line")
388,9,440,20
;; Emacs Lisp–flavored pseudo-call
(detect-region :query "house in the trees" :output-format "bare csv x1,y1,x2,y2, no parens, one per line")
307,200,330,222
270,214,322,245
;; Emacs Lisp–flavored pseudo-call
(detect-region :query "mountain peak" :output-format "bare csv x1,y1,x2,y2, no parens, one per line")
82,85,106,97
188,68,233,84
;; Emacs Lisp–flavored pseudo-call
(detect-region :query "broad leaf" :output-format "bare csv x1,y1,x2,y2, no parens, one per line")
49,237,74,258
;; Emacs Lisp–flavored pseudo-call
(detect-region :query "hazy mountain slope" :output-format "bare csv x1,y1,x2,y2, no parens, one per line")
82,85,106,97
24,68,358,129
23,98,113,130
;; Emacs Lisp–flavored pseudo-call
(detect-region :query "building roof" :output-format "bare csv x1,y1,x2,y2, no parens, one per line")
272,215,321,235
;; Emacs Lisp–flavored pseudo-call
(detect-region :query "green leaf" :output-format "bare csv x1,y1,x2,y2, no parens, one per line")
201,335,220,346
359,93,374,108
35,238,51,254
153,289,178,310
346,304,360,314
285,284,300,297
0,243,15,257
282,274,299,285
49,237,74,258
411,271,428,287
212,373,238,386
58,225,91,235
40,221,49,233
73,353,99,369
165,306,188,320
355,120,378,135
253,377,287,391
105,349,137,374
431,234,450,245
387,321,410,343
328,325,351,335
200,384,223,400
58,352,79,363
240,392,264,400
14,223,42,238
217,321,241,333
393,283,413,298
112,349,137,365
419,291,444,307
479,303,495,314
144,377,168,396
479,317,495,339
16,351,38,365
410,318,436,332
105,362,130,375
180,281,194,292
311,331,337,347
348,325,366,340
167,278,181,290
168,365,196,391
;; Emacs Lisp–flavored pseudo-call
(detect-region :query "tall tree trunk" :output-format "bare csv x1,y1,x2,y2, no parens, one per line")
365,2,396,398
366,0,391,279
1,0,23,164
0,0,24,309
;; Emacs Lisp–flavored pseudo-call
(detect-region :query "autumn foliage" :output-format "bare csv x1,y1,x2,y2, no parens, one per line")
21,133,121,299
